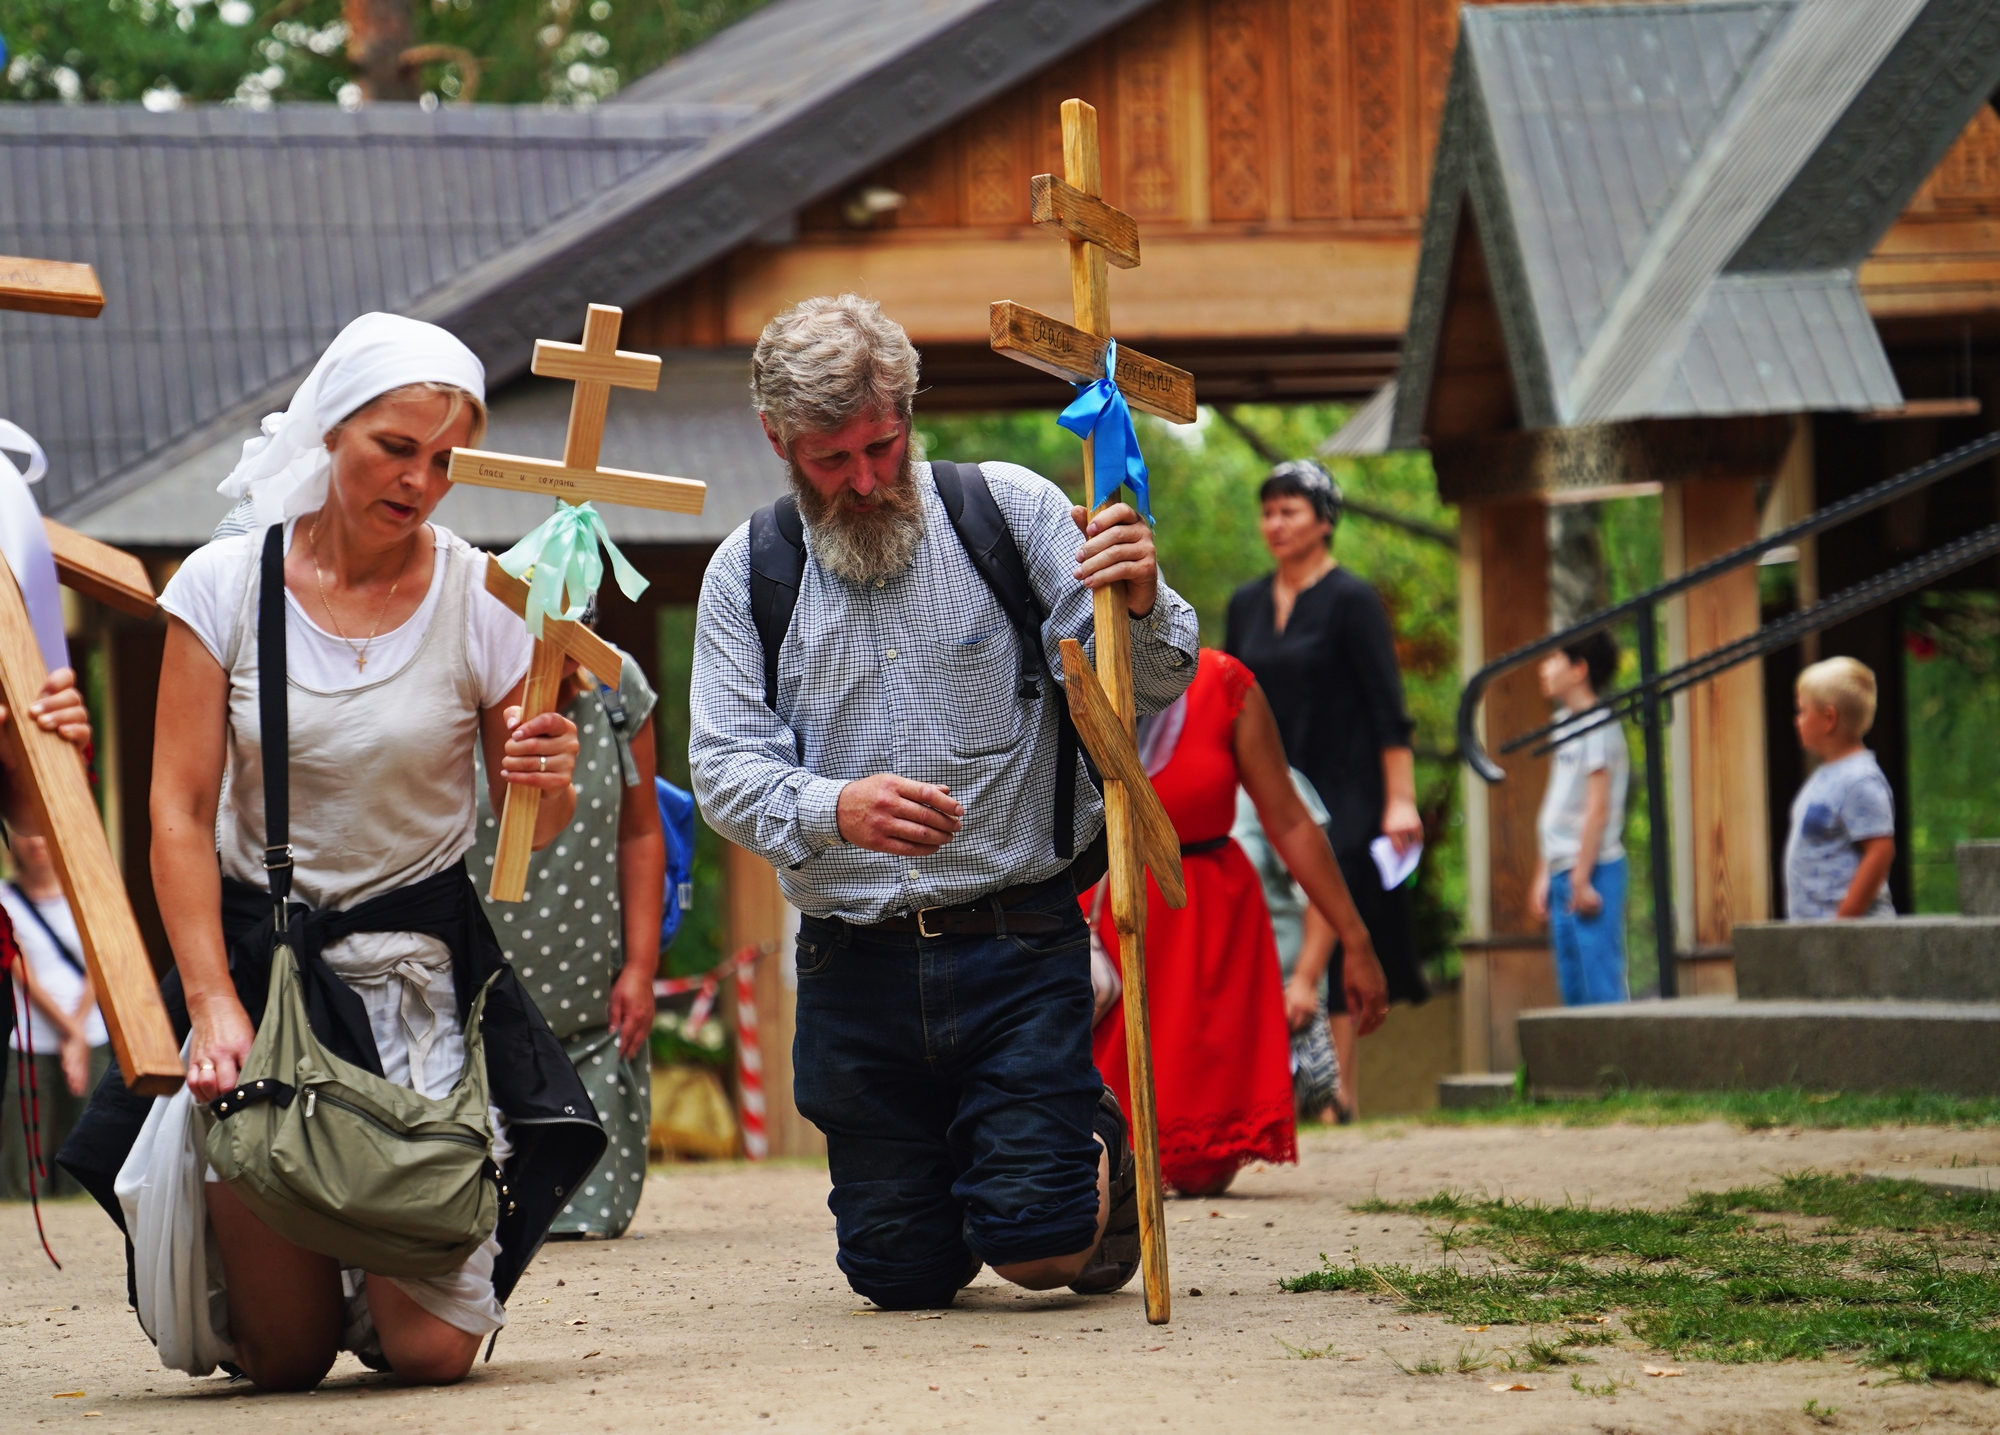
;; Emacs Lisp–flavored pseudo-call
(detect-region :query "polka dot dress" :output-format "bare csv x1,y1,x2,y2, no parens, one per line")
471,660,656,1239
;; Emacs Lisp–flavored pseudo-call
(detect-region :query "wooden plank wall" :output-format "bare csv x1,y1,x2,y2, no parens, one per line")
625,0,2000,355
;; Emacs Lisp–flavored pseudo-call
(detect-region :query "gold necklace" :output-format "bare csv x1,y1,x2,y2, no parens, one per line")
308,516,409,673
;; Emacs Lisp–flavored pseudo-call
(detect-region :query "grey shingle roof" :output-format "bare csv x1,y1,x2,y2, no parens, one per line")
0,104,723,517
1391,0,2000,448
3,0,1167,527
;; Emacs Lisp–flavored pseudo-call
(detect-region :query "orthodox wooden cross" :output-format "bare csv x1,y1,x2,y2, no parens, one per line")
989,99,1198,1327
448,303,705,902
0,255,182,1095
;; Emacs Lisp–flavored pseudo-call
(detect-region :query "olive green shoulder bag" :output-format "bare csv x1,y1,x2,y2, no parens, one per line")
202,523,501,1278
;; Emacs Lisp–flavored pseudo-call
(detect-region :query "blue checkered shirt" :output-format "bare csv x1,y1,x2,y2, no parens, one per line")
689,461,1200,924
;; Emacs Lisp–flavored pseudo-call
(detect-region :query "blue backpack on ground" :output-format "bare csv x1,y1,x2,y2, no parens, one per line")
655,777,697,950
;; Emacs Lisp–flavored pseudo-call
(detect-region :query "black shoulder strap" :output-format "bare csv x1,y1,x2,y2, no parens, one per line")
932,461,1084,861
747,493,806,712
6,882,85,976
258,523,293,921
745,467,1095,865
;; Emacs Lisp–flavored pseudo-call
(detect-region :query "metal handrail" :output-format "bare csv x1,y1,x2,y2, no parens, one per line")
1455,427,2000,997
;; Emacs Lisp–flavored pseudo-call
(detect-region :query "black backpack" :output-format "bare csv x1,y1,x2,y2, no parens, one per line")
747,460,1104,884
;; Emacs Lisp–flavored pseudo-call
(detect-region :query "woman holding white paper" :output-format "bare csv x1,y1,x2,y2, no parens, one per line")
1224,460,1431,1118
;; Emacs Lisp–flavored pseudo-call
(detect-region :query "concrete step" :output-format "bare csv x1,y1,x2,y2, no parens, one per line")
1519,997,2000,1096
1438,1073,1517,1110
1732,918,2000,1002
1961,841,2000,916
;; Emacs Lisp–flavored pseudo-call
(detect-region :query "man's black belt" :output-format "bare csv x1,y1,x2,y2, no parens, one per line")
863,874,1071,937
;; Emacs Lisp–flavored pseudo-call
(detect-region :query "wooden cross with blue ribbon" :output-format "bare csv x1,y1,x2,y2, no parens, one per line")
989,99,1199,1328
448,304,705,903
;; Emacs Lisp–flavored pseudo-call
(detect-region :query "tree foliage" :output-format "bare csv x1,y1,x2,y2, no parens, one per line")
0,0,767,108
916,402,1470,973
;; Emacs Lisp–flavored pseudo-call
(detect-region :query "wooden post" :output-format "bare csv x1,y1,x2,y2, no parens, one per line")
1663,476,1770,986
446,303,705,901
989,99,1198,1327
0,257,180,1094
1456,499,1555,1074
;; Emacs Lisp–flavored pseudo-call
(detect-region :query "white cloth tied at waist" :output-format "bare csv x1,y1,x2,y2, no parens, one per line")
321,930,463,1098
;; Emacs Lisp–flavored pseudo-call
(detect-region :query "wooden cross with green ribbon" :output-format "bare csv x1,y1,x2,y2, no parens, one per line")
448,303,705,902
988,99,1198,1327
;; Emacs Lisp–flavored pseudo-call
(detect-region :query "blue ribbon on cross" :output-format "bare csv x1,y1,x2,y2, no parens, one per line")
496,500,649,637
1057,337,1152,523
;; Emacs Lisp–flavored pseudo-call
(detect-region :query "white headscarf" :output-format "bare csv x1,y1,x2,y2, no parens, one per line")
218,312,486,529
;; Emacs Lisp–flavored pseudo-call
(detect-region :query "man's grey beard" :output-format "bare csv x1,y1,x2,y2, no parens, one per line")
789,452,926,586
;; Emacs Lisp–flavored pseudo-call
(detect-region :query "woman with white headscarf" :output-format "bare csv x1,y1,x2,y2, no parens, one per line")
58,314,606,1390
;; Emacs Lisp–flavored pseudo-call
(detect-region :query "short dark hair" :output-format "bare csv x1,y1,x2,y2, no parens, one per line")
1560,631,1619,692
1258,459,1344,534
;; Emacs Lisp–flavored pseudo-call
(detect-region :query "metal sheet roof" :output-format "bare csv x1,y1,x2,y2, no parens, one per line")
1391,0,2000,448
0,104,720,518
1,0,1166,527
74,352,782,549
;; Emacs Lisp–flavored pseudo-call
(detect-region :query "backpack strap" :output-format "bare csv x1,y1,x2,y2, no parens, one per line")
5,882,85,977
744,466,1097,867
747,494,806,713
931,460,1084,860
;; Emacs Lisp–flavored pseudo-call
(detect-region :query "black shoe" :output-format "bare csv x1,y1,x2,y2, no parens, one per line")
1069,1088,1140,1295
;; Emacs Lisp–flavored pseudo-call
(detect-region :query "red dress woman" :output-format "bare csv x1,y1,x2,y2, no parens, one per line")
1091,649,1388,1196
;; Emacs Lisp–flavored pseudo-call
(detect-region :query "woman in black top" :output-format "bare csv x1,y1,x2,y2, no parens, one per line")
1225,461,1428,1116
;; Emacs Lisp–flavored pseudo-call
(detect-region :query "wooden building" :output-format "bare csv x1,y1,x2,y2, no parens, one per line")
10,0,2000,1139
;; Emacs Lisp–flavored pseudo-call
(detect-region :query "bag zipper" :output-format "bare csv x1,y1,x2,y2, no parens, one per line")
303,1086,488,1151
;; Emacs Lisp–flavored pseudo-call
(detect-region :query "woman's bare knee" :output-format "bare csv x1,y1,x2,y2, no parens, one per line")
234,1343,338,1393
367,1275,482,1385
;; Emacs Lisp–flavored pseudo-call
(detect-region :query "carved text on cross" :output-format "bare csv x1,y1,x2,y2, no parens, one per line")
448,303,706,902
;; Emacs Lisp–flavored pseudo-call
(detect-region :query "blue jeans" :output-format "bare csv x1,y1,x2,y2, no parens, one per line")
792,877,1103,1310
1549,858,1629,1006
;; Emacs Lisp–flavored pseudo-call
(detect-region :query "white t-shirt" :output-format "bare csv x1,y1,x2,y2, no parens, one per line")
1536,709,1629,873
160,520,529,704
2,882,107,1054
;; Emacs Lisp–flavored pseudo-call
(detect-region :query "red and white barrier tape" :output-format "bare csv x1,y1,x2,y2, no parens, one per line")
655,946,770,1160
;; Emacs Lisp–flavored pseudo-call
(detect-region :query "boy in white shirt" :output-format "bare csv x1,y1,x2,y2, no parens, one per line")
1785,656,1895,919
1531,632,1631,1005
1,828,106,1199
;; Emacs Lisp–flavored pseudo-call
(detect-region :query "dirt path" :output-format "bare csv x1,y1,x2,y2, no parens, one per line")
6,1119,1999,1434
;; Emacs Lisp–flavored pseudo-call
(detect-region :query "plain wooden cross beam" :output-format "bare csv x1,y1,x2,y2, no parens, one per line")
988,97,1195,1327
448,303,705,902
0,256,181,1094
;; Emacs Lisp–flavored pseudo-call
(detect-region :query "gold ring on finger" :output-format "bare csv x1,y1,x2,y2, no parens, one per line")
540,754,548,773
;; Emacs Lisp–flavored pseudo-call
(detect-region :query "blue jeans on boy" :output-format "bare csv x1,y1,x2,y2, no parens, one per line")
791,876,1104,1310
1549,858,1628,1005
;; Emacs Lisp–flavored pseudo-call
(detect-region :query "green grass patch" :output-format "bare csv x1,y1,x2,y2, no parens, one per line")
1286,1174,2000,1385
1398,1086,2000,1131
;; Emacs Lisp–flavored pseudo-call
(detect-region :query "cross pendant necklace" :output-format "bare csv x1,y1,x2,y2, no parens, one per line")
309,516,407,673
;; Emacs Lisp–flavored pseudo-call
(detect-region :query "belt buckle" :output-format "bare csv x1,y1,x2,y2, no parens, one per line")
917,906,945,939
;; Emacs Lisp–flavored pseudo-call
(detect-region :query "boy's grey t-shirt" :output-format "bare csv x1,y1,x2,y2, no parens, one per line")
1784,750,1895,918
1535,710,1629,874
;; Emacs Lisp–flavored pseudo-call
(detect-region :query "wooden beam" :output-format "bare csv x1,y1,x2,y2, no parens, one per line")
0,257,104,319
1030,175,1141,269
988,302,1197,423
43,520,156,618
0,555,180,1093
1428,416,1795,505
1057,639,1186,909
448,449,707,513
532,339,664,392
1859,397,1982,422
482,555,623,680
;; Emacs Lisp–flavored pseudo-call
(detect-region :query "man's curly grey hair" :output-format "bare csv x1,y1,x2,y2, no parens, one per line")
750,294,920,446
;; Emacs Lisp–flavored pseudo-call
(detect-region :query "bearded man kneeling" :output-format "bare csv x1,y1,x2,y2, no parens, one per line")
689,295,1198,1308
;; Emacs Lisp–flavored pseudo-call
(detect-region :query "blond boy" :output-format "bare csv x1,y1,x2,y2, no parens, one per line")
1785,657,1895,919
